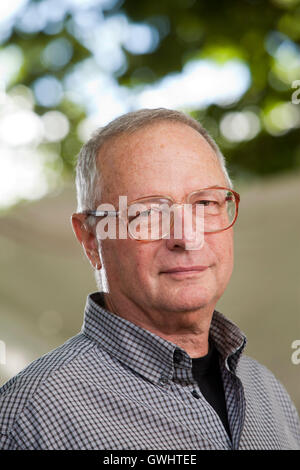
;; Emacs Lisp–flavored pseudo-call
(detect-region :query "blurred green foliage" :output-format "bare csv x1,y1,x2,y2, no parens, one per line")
2,0,300,183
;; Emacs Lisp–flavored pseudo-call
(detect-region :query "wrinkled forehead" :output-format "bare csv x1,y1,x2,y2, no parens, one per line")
96,121,225,204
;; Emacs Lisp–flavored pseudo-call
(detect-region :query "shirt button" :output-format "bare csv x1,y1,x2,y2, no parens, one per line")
191,390,200,399
173,349,183,364
159,374,169,386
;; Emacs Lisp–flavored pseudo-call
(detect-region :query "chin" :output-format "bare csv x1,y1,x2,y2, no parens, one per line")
160,289,214,313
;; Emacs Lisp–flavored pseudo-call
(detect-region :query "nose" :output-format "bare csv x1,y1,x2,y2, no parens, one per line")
164,204,204,251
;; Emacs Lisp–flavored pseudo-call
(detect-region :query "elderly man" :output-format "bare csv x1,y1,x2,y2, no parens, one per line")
0,108,299,450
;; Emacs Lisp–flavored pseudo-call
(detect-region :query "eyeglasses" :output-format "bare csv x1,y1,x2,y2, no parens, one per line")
83,186,240,241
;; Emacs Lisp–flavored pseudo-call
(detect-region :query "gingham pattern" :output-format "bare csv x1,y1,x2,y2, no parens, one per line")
0,291,299,450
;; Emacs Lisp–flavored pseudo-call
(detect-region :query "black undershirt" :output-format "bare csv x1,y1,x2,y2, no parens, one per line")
191,342,231,439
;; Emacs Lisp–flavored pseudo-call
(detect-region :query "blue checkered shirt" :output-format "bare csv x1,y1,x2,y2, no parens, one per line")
0,292,299,450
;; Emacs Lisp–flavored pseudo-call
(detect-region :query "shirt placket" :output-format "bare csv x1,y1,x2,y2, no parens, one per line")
220,359,246,450
170,354,232,449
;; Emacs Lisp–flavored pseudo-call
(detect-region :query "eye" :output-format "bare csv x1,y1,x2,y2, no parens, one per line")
194,199,218,206
139,209,152,217
128,209,151,222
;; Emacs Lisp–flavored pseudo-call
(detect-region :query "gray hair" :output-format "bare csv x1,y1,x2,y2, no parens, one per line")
75,108,233,213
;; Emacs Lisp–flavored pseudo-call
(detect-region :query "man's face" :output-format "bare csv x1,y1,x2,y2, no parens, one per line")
97,121,234,323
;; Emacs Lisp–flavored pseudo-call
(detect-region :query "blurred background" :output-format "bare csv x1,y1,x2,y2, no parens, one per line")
0,0,299,413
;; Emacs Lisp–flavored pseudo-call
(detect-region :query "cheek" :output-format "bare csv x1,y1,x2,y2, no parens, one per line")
129,242,159,281
208,231,234,272
101,239,156,283
101,239,132,271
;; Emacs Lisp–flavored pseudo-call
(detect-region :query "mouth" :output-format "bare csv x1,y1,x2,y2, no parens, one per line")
160,266,209,277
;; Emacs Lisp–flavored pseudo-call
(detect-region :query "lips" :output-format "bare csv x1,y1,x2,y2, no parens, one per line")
160,266,208,274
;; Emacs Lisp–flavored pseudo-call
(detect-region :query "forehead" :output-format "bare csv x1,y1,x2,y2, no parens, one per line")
97,121,226,202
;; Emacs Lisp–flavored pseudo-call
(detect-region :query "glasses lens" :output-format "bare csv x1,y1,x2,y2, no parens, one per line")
190,189,236,232
127,190,237,240
128,199,171,240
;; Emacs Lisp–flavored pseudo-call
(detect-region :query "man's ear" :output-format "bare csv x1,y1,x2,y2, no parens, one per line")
71,213,102,269
71,213,89,245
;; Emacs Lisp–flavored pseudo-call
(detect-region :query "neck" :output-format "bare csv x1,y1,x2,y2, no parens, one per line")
104,293,214,358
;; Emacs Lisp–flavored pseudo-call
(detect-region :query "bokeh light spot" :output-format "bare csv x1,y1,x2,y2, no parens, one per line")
0,110,43,146
33,75,63,107
263,102,300,135
42,111,70,142
123,23,159,55
42,38,73,70
220,111,261,142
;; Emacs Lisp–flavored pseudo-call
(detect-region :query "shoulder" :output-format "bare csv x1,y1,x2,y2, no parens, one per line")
0,333,95,436
237,354,290,395
237,354,276,381
237,354,300,440
237,354,293,403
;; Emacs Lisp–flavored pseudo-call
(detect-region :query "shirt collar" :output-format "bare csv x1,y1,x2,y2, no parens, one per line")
81,291,247,387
